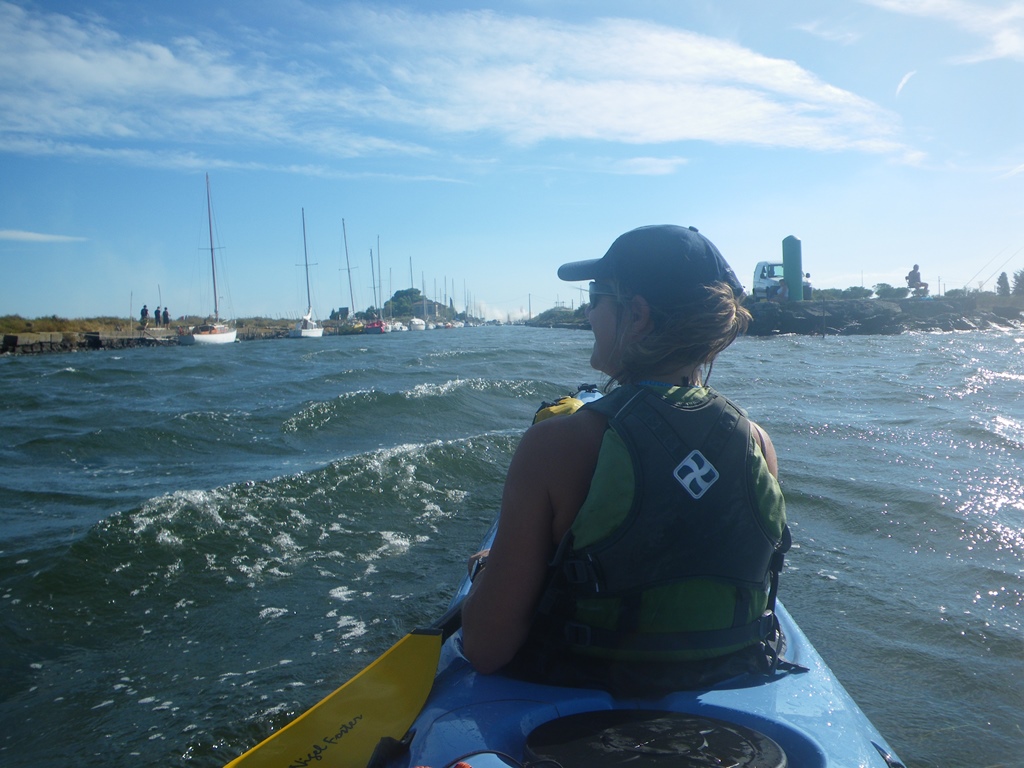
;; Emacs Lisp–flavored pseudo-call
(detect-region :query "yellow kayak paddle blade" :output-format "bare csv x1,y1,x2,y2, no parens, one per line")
224,628,443,768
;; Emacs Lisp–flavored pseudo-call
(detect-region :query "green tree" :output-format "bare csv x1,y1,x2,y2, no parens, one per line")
996,272,1011,297
808,288,843,300
384,288,424,318
873,283,910,300
770,285,873,301
841,286,874,300
1013,269,1024,296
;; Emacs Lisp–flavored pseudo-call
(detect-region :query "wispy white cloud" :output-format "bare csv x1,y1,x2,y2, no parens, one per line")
796,19,862,44
0,229,86,242
0,2,428,161
0,2,915,172
896,70,917,96
329,8,912,157
0,136,463,183
611,156,690,175
862,0,1024,62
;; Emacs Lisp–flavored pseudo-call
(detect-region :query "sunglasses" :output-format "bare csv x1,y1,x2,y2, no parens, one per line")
588,281,619,306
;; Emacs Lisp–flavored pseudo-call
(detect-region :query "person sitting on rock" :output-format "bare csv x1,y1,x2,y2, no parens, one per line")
906,265,928,295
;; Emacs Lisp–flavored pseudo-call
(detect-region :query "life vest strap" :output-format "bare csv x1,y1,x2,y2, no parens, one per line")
564,612,778,653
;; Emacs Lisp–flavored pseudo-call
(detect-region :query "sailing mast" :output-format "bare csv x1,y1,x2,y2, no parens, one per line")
179,173,236,344
206,173,220,321
369,249,378,313
342,218,355,315
301,208,313,316
287,208,324,337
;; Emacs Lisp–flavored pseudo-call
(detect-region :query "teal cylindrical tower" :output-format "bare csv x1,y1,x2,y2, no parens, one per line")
782,235,804,302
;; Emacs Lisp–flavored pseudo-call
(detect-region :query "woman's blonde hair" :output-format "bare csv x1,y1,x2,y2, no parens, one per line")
610,282,750,387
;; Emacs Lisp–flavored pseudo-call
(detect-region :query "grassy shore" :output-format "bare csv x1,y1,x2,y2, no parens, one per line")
0,315,325,335
5,292,1021,337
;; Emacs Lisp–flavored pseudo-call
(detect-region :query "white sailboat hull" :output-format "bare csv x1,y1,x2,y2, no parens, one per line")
179,324,237,345
289,326,324,338
289,309,323,338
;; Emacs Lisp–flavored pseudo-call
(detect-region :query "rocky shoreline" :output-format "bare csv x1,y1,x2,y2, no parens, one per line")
0,325,297,355
4,297,1023,354
746,296,1023,336
528,296,1023,336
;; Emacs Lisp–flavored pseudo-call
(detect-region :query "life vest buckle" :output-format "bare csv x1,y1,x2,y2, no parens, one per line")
564,621,592,646
562,557,592,586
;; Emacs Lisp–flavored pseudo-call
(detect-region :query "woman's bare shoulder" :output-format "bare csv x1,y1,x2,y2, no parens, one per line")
514,409,605,481
523,406,607,451
750,420,779,479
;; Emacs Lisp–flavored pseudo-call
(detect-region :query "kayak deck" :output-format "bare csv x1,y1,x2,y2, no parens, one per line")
387,602,902,768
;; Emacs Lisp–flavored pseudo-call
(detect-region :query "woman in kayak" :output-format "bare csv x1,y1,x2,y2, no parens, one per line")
462,225,789,695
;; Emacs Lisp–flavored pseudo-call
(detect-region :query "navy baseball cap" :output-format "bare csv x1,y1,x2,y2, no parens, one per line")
558,225,744,305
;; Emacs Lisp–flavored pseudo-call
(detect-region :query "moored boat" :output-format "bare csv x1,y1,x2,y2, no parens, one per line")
289,208,324,338
179,174,237,346
291,313,323,338
178,321,236,345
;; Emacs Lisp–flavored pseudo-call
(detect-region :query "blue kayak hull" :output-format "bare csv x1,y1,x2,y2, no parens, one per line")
387,602,902,768
382,396,904,768
380,518,904,768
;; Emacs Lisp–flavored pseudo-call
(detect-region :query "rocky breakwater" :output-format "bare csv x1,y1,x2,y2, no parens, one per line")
1,330,178,354
1,323,330,354
747,297,1024,336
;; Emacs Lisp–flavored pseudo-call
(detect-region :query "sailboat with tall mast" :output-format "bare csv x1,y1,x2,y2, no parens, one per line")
179,174,237,345
289,208,324,338
363,242,391,334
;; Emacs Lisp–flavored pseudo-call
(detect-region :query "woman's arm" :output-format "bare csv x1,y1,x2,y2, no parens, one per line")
461,411,603,673
751,421,779,479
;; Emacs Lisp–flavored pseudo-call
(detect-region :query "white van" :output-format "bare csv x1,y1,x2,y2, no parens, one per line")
752,261,812,301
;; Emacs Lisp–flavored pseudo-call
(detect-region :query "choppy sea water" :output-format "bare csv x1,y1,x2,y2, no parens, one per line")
1,326,1021,768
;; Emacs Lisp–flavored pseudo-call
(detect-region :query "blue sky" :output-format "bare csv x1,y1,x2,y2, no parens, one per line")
2,0,1022,321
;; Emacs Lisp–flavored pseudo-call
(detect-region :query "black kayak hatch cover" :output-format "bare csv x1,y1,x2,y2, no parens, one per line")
523,710,787,768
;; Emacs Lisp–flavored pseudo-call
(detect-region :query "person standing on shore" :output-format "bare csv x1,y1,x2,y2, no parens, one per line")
162,307,170,327
140,305,149,328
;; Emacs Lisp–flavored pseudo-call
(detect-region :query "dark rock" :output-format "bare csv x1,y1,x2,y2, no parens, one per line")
745,296,1018,336
990,306,1023,322
748,299,903,336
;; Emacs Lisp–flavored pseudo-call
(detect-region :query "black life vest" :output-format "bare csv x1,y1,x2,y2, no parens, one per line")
532,384,789,663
